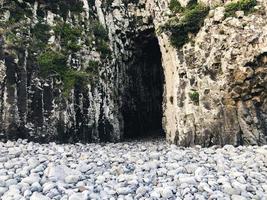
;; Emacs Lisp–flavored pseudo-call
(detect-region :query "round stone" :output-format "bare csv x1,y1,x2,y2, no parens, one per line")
30,192,51,200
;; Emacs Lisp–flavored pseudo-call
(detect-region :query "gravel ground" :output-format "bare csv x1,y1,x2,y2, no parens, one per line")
0,139,267,200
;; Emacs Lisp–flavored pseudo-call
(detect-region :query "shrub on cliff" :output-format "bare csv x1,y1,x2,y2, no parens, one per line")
37,49,98,95
90,21,111,59
161,3,209,48
169,0,184,13
37,50,67,77
54,23,82,52
5,0,32,23
225,0,257,17
32,23,51,43
91,21,109,42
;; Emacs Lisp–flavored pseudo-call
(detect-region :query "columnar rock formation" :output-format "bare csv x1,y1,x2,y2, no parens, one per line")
0,0,266,146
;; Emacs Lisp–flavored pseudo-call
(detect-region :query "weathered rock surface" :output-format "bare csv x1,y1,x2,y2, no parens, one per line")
156,0,267,146
144,0,267,146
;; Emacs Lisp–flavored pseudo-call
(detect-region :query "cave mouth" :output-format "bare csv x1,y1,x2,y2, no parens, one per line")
122,29,165,140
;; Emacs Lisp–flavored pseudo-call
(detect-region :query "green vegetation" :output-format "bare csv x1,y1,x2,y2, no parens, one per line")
54,22,82,52
189,90,199,104
187,0,198,8
32,23,51,44
4,0,32,23
97,41,111,58
33,16,108,96
164,0,257,48
5,32,17,44
4,26,30,47
2,0,109,97
62,70,91,96
44,0,84,18
69,1,84,13
37,50,67,77
169,0,198,13
37,49,98,96
90,21,111,58
162,3,209,48
225,0,257,17
169,0,183,13
1,0,108,98
91,21,109,41
86,60,100,75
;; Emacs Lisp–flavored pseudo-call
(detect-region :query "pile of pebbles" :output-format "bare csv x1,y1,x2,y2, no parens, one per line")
0,139,266,199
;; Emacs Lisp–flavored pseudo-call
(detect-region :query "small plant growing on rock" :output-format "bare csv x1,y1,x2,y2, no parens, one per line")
189,90,199,104
97,41,111,59
224,0,257,17
169,0,184,13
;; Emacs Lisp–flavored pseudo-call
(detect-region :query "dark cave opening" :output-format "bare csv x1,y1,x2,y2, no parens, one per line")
122,29,165,139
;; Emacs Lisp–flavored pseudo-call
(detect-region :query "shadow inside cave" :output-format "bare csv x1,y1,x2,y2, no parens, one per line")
122,28,165,140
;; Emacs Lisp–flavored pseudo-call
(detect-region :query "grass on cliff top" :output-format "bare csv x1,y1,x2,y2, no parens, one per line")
161,2,209,48
225,0,257,17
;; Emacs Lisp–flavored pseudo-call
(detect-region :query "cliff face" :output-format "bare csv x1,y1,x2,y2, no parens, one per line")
155,0,267,146
0,0,266,146
0,0,121,142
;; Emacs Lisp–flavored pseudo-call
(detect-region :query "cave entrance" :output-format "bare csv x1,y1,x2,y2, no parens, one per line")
122,29,165,140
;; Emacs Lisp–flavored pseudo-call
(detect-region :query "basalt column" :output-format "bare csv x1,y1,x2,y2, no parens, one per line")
122,29,165,139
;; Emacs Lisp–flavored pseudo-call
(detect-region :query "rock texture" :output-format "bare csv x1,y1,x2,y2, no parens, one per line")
0,0,267,146
0,140,267,199
0,0,121,142
156,0,267,146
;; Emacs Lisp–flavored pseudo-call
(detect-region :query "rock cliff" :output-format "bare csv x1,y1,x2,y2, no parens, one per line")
0,0,266,146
